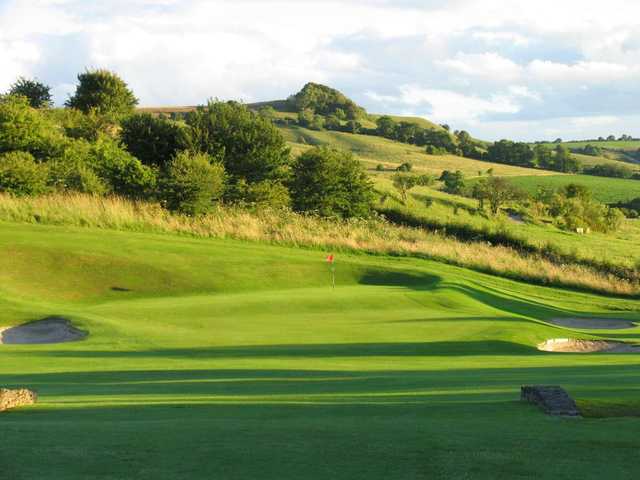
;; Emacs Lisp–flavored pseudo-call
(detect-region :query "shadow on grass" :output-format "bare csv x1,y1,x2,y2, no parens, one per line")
19,340,538,359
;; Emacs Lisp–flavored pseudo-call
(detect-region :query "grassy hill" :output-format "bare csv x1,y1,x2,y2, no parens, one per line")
280,125,554,178
2,220,640,479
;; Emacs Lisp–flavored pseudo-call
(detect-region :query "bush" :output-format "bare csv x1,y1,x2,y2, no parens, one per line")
8,77,52,109
0,95,65,160
289,146,374,218
121,113,191,168
51,108,120,142
187,101,290,188
65,69,138,116
584,163,633,179
396,162,413,172
47,140,108,194
0,151,48,196
160,151,226,215
89,138,156,198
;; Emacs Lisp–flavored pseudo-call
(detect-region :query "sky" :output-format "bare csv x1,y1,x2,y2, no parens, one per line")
1,0,639,141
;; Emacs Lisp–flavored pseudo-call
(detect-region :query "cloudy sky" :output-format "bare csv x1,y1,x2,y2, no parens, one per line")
1,0,639,141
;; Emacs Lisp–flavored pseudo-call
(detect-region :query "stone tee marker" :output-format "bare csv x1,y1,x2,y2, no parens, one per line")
0,388,37,412
521,385,580,416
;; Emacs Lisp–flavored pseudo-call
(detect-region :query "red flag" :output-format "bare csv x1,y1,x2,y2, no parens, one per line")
326,254,334,263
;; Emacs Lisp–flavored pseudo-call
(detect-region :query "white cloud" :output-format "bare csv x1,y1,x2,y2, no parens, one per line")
2,0,640,140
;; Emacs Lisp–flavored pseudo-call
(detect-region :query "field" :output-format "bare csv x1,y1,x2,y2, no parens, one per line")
502,175,640,204
1,221,640,479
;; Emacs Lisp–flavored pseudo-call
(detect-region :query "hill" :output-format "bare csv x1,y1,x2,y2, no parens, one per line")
2,218,640,479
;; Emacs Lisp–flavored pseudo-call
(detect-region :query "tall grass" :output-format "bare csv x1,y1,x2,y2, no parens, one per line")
0,193,637,296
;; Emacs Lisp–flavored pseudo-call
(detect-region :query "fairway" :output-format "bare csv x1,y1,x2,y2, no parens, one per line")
1,223,640,479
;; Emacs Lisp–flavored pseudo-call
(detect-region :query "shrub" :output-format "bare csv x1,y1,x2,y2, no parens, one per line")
160,151,226,215
65,69,138,116
187,101,290,189
396,162,413,172
0,151,48,196
51,108,120,142
0,95,65,160
121,113,191,168
289,146,374,218
47,140,108,194
8,77,53,109
89,138,156,198
375,164,385,171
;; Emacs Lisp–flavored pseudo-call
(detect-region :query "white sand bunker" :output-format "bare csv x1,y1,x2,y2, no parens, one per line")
548,317,637,330
538,338,640,353
0,317,86,344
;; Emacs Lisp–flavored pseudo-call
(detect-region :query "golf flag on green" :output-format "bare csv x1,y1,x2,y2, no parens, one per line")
326,253,335,288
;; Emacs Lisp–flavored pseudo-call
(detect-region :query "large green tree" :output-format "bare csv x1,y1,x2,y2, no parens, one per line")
186,101,291,187
65,69,138,116
121,113,191,168
289,146,375,218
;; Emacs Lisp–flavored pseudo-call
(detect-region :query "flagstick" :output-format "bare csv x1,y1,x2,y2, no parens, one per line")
331,264,335,289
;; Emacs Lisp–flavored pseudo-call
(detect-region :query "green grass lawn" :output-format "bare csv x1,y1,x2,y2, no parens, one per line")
1,222,640,479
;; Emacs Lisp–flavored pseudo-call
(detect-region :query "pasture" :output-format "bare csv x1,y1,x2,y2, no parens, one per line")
1,222,640,479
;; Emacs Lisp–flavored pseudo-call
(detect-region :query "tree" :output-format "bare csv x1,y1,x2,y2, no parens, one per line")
392,173,433,204
289,82,365,119
186,101,291,190
554,145,581,173
472,176,525,215
534,144,553,169
392,173,418,204
439,170,465,194
0,151,48,196
8,77,53,108
376,115,397,138
120,114,191,168
289,146,375,218
65,69,138,116
160,151,226,215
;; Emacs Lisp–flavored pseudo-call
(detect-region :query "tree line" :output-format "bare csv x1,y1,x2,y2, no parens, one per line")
0,72,375,218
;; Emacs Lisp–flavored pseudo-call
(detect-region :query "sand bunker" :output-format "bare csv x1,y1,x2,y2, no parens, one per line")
548,317,637,330
538,338,640,353
0,317,86,345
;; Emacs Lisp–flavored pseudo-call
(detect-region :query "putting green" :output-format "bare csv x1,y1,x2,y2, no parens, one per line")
0,222,639,479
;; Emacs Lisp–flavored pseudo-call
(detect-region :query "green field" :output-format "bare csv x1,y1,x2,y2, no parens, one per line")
499,175,640,204
2,222,640,479
374,177,640,268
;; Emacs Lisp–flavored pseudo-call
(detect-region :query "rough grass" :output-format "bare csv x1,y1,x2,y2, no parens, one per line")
0,193,638,296
373,176,640,270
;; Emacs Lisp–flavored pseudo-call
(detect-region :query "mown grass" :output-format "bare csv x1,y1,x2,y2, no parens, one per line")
0,193,637,296
1,220,640,479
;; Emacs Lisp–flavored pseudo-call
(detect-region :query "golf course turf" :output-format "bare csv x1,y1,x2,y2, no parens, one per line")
1,222,639,479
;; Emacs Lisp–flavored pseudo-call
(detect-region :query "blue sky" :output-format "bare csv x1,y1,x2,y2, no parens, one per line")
1,0,640,141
